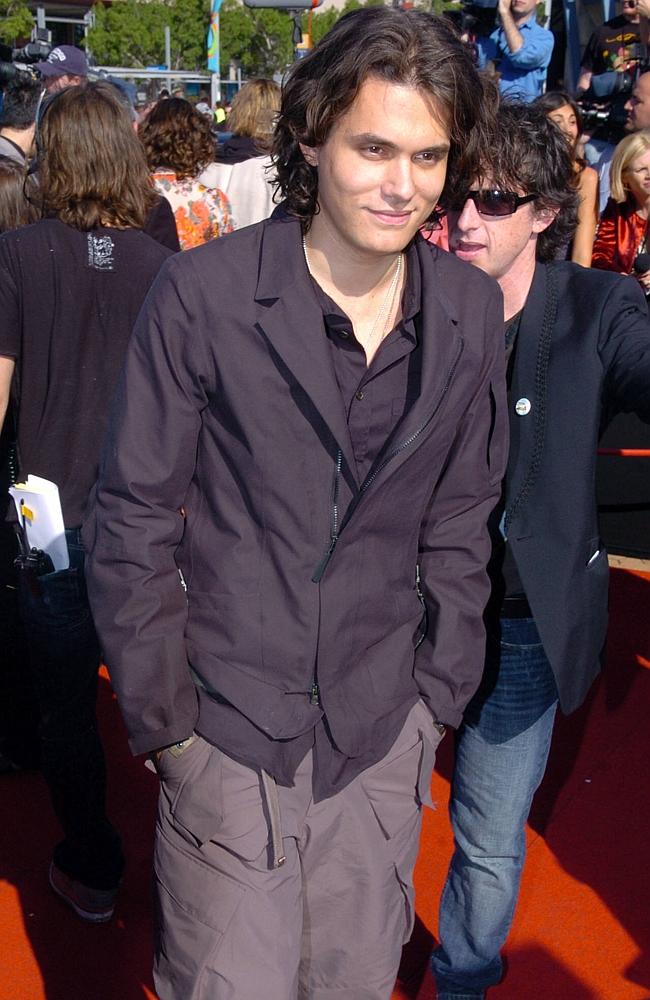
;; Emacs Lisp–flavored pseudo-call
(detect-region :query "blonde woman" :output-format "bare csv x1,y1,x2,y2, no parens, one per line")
592,129,650,292
219,78,280,163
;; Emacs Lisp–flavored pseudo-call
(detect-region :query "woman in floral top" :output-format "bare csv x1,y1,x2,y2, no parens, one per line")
139,98,233,250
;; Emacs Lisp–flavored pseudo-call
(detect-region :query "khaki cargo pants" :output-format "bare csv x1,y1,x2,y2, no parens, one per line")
153,700,443,1000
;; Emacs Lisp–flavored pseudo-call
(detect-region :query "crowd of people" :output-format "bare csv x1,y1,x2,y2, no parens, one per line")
0,5,649,1000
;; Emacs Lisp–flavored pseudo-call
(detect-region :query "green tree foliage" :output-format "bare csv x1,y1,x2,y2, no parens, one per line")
0,0,34,45
87,0,210,70
85,0,459,77
220,0,292,77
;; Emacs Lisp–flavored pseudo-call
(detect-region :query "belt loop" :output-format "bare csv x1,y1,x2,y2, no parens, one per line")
260,769,286,869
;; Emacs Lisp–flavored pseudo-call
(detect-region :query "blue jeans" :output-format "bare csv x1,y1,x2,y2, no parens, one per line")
431,617,558,998
17,528,124,890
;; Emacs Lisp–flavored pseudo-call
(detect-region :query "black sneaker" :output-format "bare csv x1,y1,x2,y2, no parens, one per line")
48,861,118,923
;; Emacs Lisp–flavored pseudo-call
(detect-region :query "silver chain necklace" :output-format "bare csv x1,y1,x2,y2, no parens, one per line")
302,234,403,348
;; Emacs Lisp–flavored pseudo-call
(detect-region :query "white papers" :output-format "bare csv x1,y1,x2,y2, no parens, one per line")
9,475,69,571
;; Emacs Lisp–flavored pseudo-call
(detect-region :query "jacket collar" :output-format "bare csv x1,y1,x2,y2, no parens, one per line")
254,214,463,494
255,211,360,485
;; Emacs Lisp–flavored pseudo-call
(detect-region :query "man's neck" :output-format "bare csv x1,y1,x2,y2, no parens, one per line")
0,127,32,157
512,10,533,28
498,254,536,322
304,215,407,364
305,214,405,300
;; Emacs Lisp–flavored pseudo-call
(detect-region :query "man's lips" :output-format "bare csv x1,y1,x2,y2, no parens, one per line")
451,240,485,255
369,209,413,225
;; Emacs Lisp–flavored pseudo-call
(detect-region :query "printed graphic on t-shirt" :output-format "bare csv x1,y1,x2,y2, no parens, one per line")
582,18,642,75
87,233,115,271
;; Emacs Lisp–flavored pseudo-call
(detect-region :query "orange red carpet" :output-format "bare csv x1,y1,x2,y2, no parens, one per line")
1,569,649,1000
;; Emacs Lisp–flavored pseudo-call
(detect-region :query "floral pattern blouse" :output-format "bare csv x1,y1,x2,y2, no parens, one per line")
152,169,234,250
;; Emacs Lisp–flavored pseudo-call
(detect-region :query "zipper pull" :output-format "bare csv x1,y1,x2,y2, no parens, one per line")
311,535,338,583
310,682,320,706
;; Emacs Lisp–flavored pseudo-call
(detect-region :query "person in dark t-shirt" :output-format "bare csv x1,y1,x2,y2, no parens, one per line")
0,81,172,923
578,0,643,91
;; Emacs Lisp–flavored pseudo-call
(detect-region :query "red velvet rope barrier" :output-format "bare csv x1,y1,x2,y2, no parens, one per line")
597,449,650,456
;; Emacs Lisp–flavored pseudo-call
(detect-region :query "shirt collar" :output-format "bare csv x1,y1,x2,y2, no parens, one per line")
308,237,422,339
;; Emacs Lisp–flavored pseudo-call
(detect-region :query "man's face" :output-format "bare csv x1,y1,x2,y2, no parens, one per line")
625,73,650,131
447,182,551,282
510,0,539,20
44,73,78,93
301,76,451,261
621,0,640,24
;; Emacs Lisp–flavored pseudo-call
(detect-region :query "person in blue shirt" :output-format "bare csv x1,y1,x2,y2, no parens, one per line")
478,0,554,102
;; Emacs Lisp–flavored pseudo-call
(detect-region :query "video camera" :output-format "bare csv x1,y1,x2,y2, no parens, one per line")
445,0,498,64
0,38,51,87
577,43,649,144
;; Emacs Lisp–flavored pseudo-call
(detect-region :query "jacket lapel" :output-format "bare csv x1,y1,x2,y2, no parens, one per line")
254,214,359,485
505,263,555,536
354,240,464,497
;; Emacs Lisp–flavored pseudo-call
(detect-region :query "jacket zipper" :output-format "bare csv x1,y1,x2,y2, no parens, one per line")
311,448,342,583
311,341,463,585
359,340,463,496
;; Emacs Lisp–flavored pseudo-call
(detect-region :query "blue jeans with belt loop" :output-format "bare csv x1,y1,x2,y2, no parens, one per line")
431,616,559,998
17,527,124,891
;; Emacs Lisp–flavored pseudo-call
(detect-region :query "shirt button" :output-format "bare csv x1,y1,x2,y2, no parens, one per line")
355,390,365,401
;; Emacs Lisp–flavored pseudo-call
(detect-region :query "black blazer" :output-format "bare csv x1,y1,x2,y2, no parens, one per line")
505,262,650,713
85,212,508,765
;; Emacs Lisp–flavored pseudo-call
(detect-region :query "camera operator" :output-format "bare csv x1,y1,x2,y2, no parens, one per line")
35,45,88,93
0,77,41,164
589,70,650,209
578,0,643,94
476,0,554,102
576,3,649,208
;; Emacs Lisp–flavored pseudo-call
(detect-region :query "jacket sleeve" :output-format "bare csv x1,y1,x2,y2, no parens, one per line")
83,255,210,754
599,274,650,422
415,283,508,727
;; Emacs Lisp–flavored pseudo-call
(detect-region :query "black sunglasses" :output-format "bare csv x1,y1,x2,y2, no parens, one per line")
452,190,538,217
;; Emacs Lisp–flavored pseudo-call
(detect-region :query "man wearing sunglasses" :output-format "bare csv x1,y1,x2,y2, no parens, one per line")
430,102,650,999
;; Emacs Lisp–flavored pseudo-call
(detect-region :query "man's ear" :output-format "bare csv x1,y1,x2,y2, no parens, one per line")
299,143,319,167
532,205,559,234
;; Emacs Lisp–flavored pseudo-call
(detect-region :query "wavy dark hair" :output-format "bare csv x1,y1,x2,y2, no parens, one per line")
139,97,215,180
272,6,495,229
533,90,587,167
39,81,157,230
447,101,579,263
0,157,39,233
0,77,41,130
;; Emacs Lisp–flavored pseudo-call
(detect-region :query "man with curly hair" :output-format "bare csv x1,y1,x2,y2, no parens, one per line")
83,8,507,997
431,101,650,999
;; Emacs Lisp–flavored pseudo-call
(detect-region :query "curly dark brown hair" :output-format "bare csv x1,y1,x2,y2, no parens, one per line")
272,6,495,229
39,81,157,230
139,97,216,180
445,101,579,263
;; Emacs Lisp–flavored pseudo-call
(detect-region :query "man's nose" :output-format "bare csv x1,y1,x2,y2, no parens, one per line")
455,196,482,229
383,158,416,202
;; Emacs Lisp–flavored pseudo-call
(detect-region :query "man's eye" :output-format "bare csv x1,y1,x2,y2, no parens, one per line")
365,145,384,155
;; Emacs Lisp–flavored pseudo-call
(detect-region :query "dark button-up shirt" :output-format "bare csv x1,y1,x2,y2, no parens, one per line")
216,242,427,794
311,244,422,482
